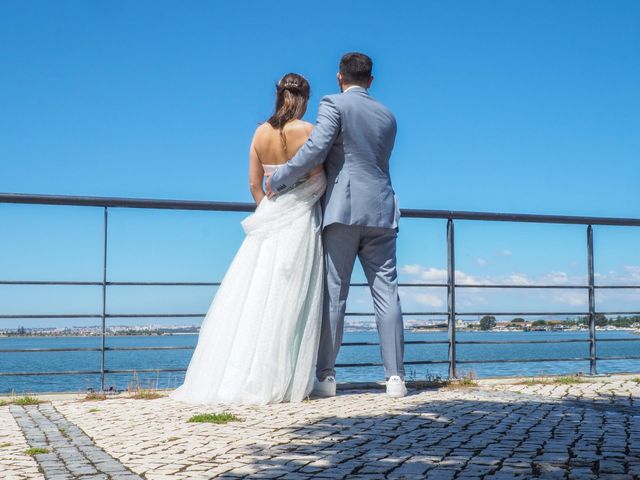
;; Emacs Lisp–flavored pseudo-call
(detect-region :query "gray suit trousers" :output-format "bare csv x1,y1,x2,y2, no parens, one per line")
316,223,405,380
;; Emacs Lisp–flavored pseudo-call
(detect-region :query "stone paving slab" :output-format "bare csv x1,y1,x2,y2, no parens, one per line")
0,405,44,480
8,403,141,479
2,375,639,479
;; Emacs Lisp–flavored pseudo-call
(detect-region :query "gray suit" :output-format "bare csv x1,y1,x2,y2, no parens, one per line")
270,86,404,380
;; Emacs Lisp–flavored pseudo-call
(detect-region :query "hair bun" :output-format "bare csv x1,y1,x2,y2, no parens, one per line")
281,81,301,93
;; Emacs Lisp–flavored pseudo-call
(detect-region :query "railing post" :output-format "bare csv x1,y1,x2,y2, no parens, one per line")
447,218,457,379
587,224,597,375
100,207,108,391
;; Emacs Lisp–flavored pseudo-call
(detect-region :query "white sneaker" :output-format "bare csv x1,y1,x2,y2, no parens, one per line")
386,375,407,398
312,376,336,397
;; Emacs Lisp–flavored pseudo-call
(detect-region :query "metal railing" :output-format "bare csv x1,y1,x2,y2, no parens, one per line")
1,192,640,390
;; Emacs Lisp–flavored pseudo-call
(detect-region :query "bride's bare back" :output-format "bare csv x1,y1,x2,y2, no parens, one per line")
249,120,321,204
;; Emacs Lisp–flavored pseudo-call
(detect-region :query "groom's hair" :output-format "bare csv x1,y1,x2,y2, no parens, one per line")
339,52,373,86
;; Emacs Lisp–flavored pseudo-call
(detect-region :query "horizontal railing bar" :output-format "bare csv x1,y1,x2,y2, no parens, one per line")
0,281,226,287
336,360,450,368
594,285,640,289
0,193,256,212
104,346,195,351
0,370,102,377
104,314,203,318
4,337,639,352
0,281,103,286
343,340,449,346
400,208,640,226
455,284,588,289
0,312,445,319
108,282,221,286
593,338,640,342
102,339,633,348
3,280,639,291
3,192,640,226
0,314,103,319
456,339,590,344
0,348,102,353
455,312,590,316
346,312,449,317
352,283,446,287
0,368,188,377
2,338,638,355
3,356,640,377
104,368,187,374
456,357,591,364
596,356,640,361
2,311,638,320
597,311,640,315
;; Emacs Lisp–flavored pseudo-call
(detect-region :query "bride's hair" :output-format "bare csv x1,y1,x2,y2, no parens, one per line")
266,73,310,154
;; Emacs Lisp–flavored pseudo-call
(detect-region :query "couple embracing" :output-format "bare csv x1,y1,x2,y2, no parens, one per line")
171,52,406,405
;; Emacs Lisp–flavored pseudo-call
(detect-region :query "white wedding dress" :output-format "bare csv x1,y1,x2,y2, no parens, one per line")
171,166,326,405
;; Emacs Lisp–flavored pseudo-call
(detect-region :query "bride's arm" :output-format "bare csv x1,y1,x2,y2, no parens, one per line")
248,136,265,205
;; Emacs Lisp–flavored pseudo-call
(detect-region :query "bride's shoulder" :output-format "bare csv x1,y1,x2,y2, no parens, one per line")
285,119,313,135
254,122,273,135
301,121,313,134
252,122,274,142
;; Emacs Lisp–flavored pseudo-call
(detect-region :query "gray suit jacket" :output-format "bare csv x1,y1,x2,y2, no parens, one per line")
270,86,399,230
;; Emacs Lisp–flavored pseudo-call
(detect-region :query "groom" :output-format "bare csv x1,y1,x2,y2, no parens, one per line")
267,52,406,398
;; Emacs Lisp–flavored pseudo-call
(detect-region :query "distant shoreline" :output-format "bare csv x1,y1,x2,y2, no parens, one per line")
410,327,640,333
0,333,200,338
1,328,639,338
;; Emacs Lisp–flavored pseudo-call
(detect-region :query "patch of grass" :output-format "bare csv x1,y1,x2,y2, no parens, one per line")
0,400,10,407
187,412,242,424
126,371,163,400
632,377,640,384
518,375,585,386
88,408,100,413
444,371,478,389
83,392,107,402
13,396,41,406
24,447,48,456
130,389,163,400
59,427,69,439
520,378,539,386
553,376,586,384
0,442,12,448
445,378,479,389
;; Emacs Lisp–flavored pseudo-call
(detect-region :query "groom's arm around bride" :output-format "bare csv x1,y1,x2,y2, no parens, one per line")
268,95,340,195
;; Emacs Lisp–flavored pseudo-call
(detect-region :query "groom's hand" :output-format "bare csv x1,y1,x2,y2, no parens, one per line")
265,173,275,199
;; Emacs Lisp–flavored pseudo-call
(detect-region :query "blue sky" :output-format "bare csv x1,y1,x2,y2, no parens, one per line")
1,1,639,327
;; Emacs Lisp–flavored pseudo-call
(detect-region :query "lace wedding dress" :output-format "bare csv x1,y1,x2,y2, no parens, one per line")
171,167,326,405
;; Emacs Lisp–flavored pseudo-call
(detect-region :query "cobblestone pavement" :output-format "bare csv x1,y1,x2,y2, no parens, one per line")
1,375,639,479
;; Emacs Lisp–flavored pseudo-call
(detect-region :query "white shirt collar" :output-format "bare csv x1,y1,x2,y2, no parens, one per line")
343,85,366,93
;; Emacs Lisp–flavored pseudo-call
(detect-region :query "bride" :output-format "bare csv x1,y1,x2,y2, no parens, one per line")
171,73,326,405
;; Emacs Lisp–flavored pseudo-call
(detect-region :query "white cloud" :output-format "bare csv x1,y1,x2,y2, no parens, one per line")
542,271,570,284
501,250,513,256
412,293,445,308
399,263,640,309
505,273,532,285
551,291,586,307
476,257,488,266
401,264,423,275
623,265,640,280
